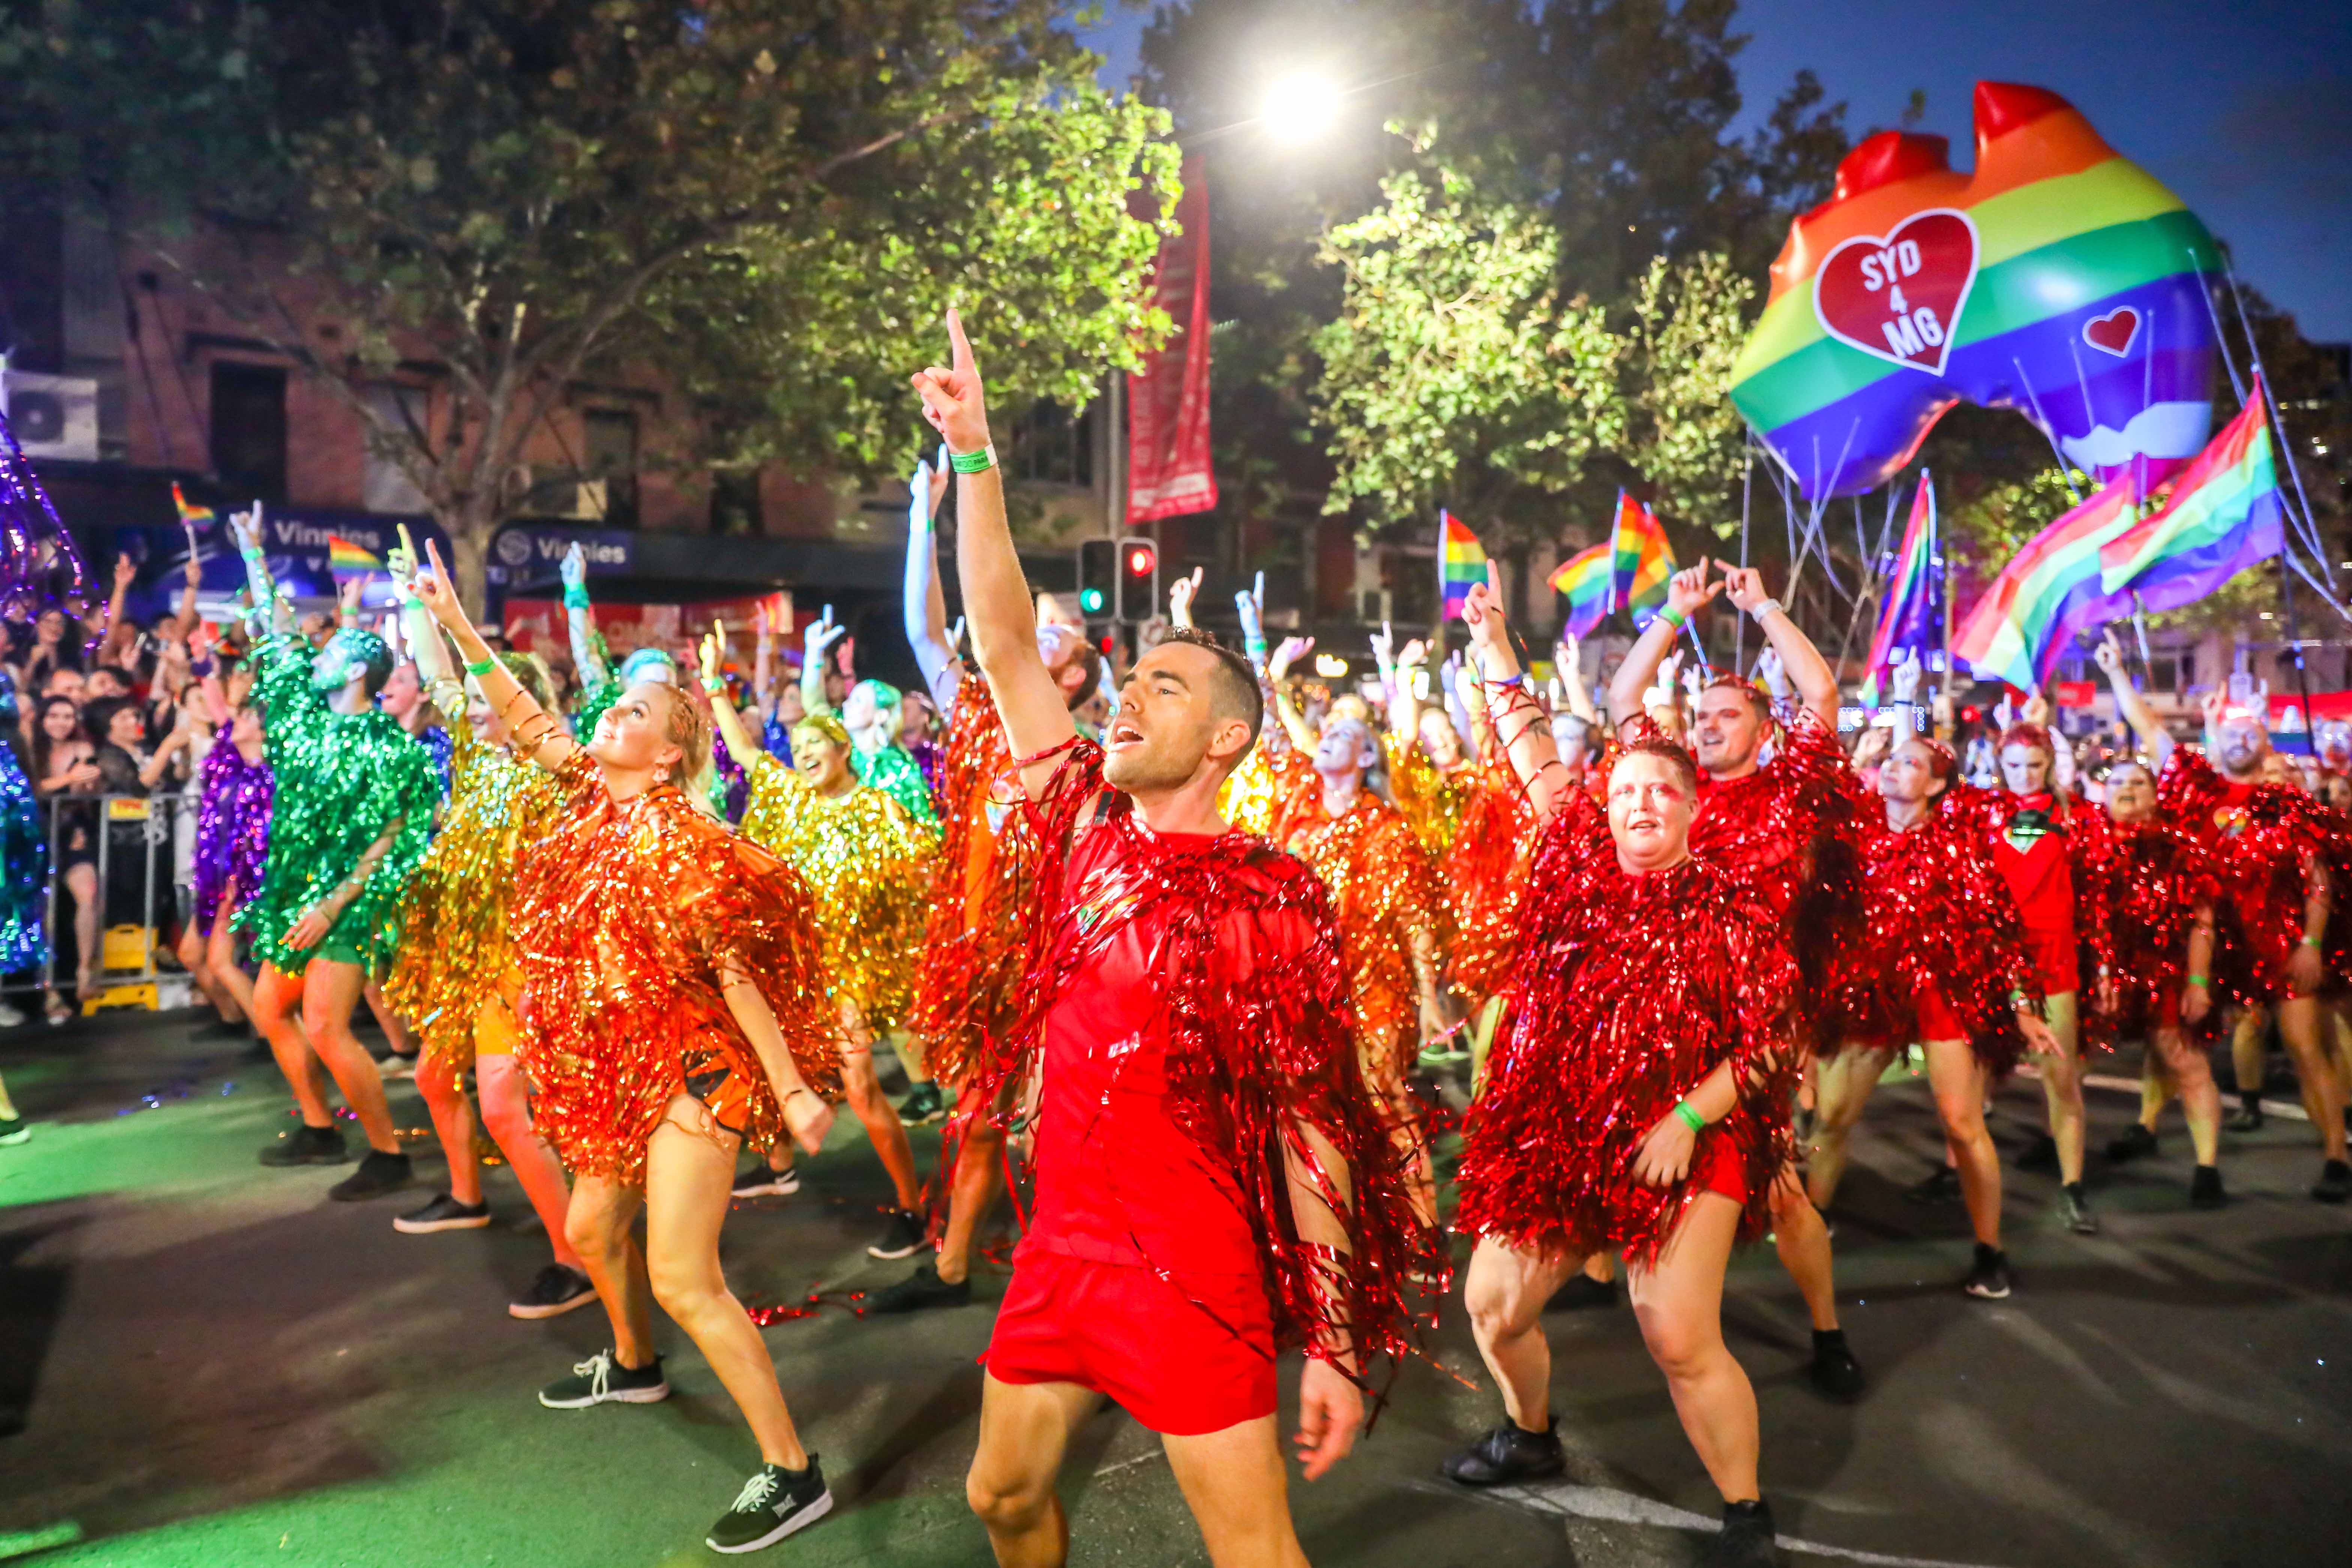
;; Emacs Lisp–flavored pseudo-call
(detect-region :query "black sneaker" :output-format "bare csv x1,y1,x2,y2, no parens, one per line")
2224,1102,2265,1133
865,1262,972,1314
191,1015,249,1041
393,1192,492,1234
732,1163,801,1199
1962,1243,2012,1300
895,1081,947,1127
259,1123,350,1167
539,1349,669,1409
1806,1330,1865,1403
2017,1132,2059,1172
867,1207,928,1261
2312,1159,2352,1204
509,1264,597,1321
1545,1274,1618,1312
2105,1123,2159,1163
1904,1164,1961,1205
706,1457,832,1554
1706,1498,1782,1567
1444,1418,1565,1487
2189,1165,2226,1209
328,1150,414,1202
0,1116,27,1148
2060,1181,2098,1235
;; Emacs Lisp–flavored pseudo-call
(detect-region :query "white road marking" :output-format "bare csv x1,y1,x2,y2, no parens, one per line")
1488,1479,2013,1568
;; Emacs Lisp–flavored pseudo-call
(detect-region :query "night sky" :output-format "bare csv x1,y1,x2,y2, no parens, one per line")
1079,0,2352,340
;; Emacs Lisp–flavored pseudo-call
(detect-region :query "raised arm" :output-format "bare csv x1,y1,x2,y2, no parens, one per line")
1721,564,1835,729
389,532,454,688
1268,636,1319,754
229,508,294,636
2093,631,2173,769
1385,636,1423,743
1554,634,1599,725
701,628,764,769
416,542,579,774
1462,561,1577,824
1167,567,1204,632
800,605,845,719
558,543,611,695
1607,563,1720,727
901,446,965,712
911,309,1076,802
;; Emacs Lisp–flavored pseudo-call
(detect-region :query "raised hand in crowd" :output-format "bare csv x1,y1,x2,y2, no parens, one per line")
1167,567,1204,630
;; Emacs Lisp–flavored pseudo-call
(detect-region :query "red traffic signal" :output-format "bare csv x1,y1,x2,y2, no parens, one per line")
1114,536,1157,622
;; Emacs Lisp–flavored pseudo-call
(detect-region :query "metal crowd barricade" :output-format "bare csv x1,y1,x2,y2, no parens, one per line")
10,791,195,1013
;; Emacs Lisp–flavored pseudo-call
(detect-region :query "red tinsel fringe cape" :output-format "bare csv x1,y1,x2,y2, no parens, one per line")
2160,749,2332,1002
510,754,841,1184
2091,817,2222,1042
1940,780,2120,991
977,741,1444,1388
1455,791,1799,1264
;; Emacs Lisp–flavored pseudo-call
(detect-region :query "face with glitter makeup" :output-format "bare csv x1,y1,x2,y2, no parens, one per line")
1998,739,2051,795
1314,716,1376,782
2105,761,2157,823
1880,738,1947,806
1606,751,1695,873
1690,683,1765,778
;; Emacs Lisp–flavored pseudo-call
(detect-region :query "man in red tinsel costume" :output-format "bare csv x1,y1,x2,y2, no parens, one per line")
1603,560,1865,1402
913,309,1440,1567
1443,562,1797,1568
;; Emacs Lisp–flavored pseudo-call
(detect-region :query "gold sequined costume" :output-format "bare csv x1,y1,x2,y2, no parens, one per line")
1220,743,1314,837
1283,789,1442,1080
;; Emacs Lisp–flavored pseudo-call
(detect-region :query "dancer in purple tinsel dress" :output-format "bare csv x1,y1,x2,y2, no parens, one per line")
178,667,273,1031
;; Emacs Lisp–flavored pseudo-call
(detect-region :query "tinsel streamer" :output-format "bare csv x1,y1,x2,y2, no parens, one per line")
908,735,944,800
1444,757,1538,1001
1456,791,1799,1265
1820,803,2040,1075
0,405,91,622
0,724,45,970
417,723,455,801
710,727,751,821
509,753,841,1186
737,752,936,1034
907,672,1043,1088
978,742,1444,1397
1284,790,1441,1080
1218,745,1312,837
383,691,564,1068
190,738,273,930
2090,818,2223,1044
2161,748,2337,1001
1382,735,1471,860
233,636,439,972
853,741,938,826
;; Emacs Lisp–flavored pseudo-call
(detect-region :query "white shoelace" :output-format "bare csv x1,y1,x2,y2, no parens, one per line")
731,1469,782,1514
573,1351,614,1399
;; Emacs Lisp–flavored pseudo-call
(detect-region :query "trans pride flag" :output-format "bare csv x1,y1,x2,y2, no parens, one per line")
2098,381,2285,614
1859,476,1944,705
1439,511,1488,620
1548,542,1613,638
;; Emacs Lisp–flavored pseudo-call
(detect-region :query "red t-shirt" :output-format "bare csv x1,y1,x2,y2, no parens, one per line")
1018,820,1280,1279
1995,824,2075,940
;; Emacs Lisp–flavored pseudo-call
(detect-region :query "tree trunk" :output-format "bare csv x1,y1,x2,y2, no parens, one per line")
438,493,499,622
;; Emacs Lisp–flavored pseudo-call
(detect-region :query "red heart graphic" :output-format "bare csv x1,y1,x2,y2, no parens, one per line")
2082,306,2139,357
1812,209,1980,376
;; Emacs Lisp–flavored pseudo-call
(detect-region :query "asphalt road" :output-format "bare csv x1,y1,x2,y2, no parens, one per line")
1,1012,2347,1568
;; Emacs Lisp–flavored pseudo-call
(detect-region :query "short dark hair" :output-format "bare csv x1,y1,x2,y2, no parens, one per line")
1061,636,1103,712
1158,626,1264,746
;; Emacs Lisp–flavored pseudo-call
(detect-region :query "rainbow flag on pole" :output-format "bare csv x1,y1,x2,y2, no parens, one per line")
170,483,215,532
2097,382,2285,613
327,534,384,580
1953,478,2140,692
1548,542,1614,638
1610,492,1676,626
1859,475,1944,706
1439,510,1488,621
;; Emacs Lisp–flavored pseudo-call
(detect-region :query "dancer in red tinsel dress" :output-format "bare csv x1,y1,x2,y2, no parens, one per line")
1439,562,1793,1568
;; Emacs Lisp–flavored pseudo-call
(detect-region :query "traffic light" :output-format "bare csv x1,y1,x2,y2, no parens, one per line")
1076,538,1117,619
1115,537,1157,622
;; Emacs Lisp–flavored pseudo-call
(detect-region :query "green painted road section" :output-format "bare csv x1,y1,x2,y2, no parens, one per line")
3,1015,2349,1567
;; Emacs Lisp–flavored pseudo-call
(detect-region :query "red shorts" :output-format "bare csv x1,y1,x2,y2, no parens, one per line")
1914,984,1965,1043
2024,928,2078,997
1693,1132,1747,1205
985,1248,1277,1435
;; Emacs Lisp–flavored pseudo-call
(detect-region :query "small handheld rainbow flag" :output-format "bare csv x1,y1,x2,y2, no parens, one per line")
1548,542,1614,638
1439,511,1488,621
1859,475,1944,706
171,483,216,533
327,534,385,580
1610,492,1676,626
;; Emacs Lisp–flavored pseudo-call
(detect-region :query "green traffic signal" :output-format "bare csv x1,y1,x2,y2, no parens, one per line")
1079,586,1106,613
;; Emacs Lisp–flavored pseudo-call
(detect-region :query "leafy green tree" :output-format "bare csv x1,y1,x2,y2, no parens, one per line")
0,0,1175,605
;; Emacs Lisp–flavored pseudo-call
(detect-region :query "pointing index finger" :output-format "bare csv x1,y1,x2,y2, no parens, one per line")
946,308,974,376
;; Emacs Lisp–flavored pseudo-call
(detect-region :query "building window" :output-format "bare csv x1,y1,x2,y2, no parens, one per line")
582,408,639,526
710,469,763,536
362,384,429,514
1010,399,1094,489
210,361,287,501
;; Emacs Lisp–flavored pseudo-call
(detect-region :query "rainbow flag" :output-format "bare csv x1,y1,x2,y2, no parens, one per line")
1439,511,1488,621
327,534,384,579
1548,542,1614,638
2097,382,2285,613
1610,492,1675,625
1953,477,2139,691
1859,476,1944,705
171,483,215,532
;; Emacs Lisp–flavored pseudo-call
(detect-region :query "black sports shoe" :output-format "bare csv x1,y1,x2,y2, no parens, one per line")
1904,1164,1961,1205
328,1150,414,1202
1443,1418,1565,1487
895,1081,947,1127
191,1015,250,1041
2312,1159,2352,1204
1962,1243,2012,1300
509,1264,597,1321
2060,1181,2098,1235
706,1457,832,1554
2189,1165,2226,1209
1706,1498,1782,1567
0,1116,27,1148
867,1207,928,1261
259,1123,350,1167
1546,1274,1618,1312
2224,1102,2265,1133
2105,1123,2159,1163
732,1163,801,1199
865,1262,971,1314
2017,1132,2059,1172
1806,1330,1865,1403
393,1192,491,1234
539,1349,668,1409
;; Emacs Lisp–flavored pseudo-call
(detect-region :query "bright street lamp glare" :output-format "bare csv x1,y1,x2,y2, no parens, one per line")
1262,76,1340,142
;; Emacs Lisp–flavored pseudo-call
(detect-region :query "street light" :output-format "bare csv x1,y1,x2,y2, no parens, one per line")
1261,75,1342,142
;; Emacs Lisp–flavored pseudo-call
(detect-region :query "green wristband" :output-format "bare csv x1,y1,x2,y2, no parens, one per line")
2186,973,2209,987
463,656,497,677
948,443,998,474
1657,605,1688,630
563,583,591,611
1673,1100,1706,1135
2301,933,2322,949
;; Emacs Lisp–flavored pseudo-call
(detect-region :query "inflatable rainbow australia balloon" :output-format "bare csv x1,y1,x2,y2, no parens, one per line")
1728,81,2222,500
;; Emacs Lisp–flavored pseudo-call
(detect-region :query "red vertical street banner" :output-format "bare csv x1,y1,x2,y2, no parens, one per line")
1127,159,1217,523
